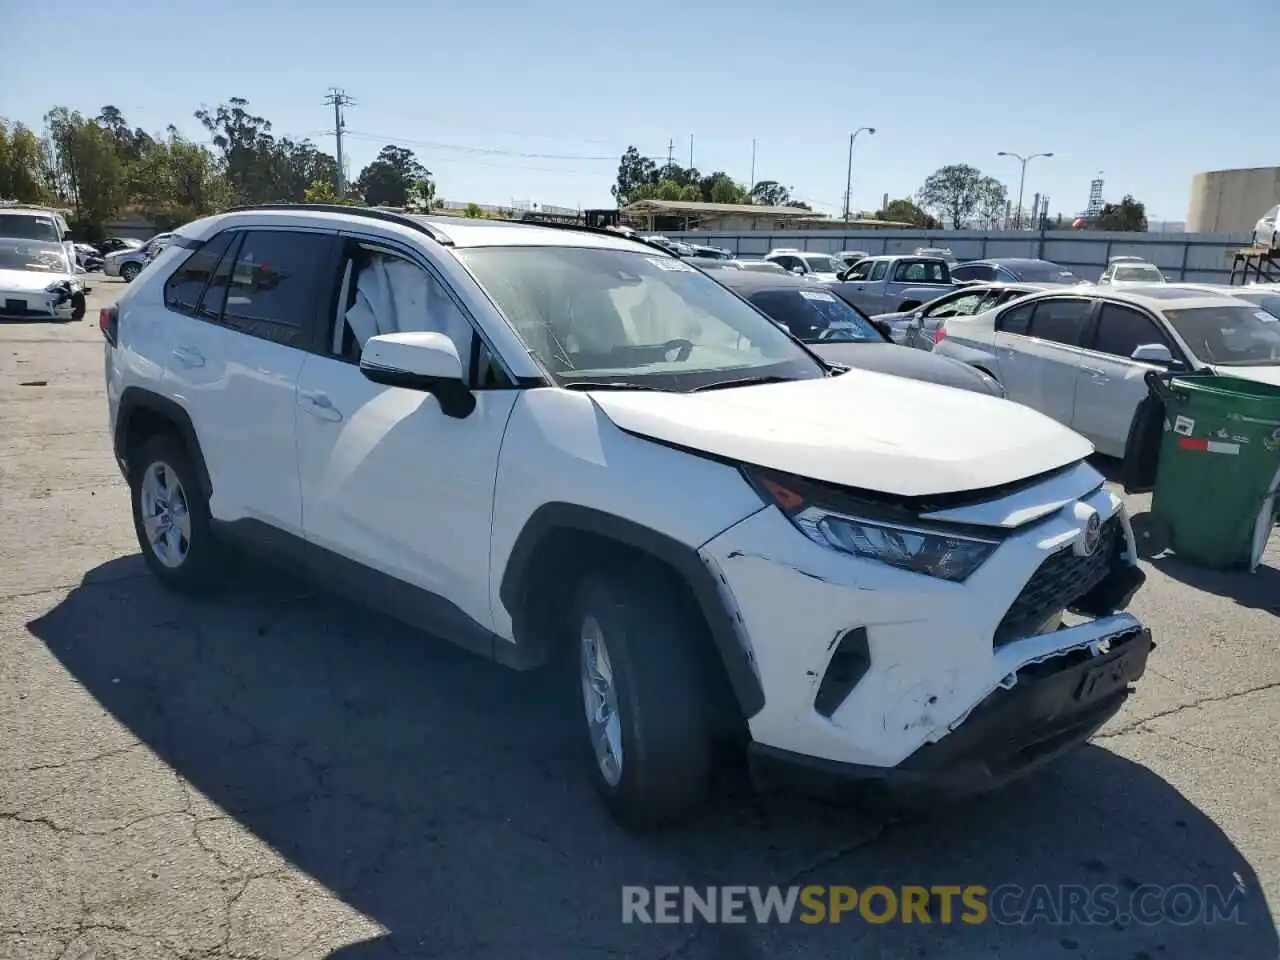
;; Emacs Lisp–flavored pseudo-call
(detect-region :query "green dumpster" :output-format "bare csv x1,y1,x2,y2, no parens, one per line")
1147,372,1280,571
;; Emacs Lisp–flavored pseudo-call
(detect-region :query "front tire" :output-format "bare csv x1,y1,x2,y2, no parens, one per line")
571,568,712,828
69,291,86,321
120,262,141,283
130,434,226,592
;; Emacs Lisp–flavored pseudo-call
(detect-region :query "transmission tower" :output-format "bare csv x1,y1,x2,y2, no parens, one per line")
324,88,356,196
1086,173,1105,218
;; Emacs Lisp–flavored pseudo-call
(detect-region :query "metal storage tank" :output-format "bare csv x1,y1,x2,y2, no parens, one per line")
1187,166,1280,234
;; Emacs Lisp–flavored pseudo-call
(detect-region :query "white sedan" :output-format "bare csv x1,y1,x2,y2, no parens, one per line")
0,239,87,321
933,286,1280,457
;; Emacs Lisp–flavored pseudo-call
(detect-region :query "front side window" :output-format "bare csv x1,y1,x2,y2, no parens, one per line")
1164,304,1280,365
217,230,331,347
868,260,888,281
748,288,882,343
456,246,826,390
845,260,874,281
1090,304,1170,359
330,242,476,368
1029,298,1092,346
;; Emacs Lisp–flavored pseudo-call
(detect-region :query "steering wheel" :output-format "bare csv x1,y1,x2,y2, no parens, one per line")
662,338,694,362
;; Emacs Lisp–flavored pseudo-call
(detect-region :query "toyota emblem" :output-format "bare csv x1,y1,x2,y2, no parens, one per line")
1082,513,1102,556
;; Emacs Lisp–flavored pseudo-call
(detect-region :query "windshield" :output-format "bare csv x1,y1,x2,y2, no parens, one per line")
1232,290,1280,319
1013,262,1080,283
1114,265,1163,282
748,288,883,343
1164,304,1280,366
0,240,70,273
801,254,841,274
456,246,826,389
0,214,60,243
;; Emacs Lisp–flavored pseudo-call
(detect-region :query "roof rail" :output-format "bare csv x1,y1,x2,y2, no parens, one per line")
219,203,453,245
503,218,674,255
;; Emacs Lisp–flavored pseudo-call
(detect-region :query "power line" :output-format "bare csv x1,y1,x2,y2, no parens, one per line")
342,130,618,162
323,88,356,194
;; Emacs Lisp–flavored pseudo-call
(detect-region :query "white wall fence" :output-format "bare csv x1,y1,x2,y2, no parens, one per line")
667,229,1257,284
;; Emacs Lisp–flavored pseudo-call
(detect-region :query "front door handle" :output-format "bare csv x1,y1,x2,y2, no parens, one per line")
172,345,204,368
1081,366,1107,376
299,390,343,422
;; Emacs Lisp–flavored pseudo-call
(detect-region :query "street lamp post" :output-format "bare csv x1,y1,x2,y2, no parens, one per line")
843,127,876,221
997,150,1053,229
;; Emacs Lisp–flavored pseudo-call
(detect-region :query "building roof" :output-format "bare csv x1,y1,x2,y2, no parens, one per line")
622,199,820,218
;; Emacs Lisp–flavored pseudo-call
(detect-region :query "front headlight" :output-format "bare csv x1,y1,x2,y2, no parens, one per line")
746,469,1000,582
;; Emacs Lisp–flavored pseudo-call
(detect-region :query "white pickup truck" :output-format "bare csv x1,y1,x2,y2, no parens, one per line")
831,254,959,315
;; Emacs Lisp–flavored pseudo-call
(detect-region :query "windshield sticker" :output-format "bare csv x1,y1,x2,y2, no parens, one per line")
799,290,837,302
646,257,694,272
1173,415,1195,436
1255,311,1276,323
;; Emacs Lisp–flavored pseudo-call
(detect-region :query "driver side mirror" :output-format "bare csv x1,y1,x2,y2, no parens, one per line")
1130,343,1174,365
871,319,893,340
360,332,475,418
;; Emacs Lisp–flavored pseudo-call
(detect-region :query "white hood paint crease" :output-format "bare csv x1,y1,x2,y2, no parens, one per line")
589,368,1095,498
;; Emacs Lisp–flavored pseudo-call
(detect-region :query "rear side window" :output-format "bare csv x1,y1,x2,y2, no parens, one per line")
997,301,1034,335
163,232,237,314
218,230,331,347
1029,298,1092,346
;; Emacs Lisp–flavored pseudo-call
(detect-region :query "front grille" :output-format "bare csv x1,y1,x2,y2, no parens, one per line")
994,516,1122,648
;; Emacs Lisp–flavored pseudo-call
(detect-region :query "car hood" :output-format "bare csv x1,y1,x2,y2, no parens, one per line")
0,268,70,292
104,248,139,261
808,342,1001,396
589,370,1093,497
1212,365,1280,387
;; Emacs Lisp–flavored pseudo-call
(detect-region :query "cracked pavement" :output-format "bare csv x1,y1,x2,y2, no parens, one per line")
1,280,1277,959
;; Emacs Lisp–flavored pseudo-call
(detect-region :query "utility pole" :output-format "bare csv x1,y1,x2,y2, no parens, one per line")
842,127,875,221
749,139,757,194
666,139,674,170
997,150,1052,229
324,88,356,197
689,135,694,171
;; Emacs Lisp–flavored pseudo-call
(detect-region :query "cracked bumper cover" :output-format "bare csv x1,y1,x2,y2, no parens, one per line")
750,626,1153,798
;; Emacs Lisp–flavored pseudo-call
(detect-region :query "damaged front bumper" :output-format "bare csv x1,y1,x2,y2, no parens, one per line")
751,622,1152,799
699,472,1153,797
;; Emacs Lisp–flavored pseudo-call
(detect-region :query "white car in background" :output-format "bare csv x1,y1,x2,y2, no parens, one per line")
1254,204,1278,249
934,286,1280,457
0,238,87,320
763,249,844,282
1098,259,1166,287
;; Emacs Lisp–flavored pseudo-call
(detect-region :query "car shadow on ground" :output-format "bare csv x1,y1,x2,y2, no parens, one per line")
26,556,1279,960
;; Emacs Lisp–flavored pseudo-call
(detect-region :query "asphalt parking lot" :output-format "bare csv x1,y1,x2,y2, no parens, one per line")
1,277,1277,960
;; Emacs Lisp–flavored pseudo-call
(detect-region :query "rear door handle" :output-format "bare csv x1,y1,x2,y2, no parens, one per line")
1082,366,1107,376
299,389,343,422
172,345,204,368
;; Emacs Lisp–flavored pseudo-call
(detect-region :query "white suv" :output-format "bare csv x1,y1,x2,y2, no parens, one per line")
102,204,1153,827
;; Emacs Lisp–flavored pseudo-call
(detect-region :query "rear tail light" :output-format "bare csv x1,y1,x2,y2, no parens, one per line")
932,325,947,344
99,306,118,346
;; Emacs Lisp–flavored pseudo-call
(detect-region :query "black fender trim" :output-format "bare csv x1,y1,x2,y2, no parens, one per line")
114,387,213,498
499,503,765,718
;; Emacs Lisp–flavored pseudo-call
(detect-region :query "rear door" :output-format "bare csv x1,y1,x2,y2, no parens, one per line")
992,296,1095,428
162,227,338,534
1070,301,1183,457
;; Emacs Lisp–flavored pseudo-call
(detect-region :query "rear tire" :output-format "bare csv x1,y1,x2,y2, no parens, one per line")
120,262,141,283
571,567,712,828
129,433,227,593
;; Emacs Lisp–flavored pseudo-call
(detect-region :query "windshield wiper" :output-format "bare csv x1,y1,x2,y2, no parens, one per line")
561,381,667,392
690,375,798,392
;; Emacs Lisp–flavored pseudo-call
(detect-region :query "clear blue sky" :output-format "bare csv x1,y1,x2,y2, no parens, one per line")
3,0,1277,221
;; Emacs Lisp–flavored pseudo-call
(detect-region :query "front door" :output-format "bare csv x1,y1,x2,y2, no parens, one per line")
294,237,518,633
991,296,1095,429
1071,301,1181,457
